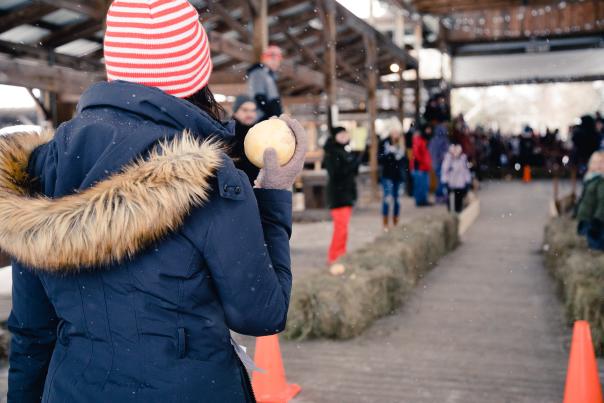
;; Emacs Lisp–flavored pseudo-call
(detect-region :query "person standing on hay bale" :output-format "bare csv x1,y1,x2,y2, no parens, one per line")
2,1,308,402
441,144,473,214
379,129,406,230
576,151,604,251
324,127,361,273
247,46,283,122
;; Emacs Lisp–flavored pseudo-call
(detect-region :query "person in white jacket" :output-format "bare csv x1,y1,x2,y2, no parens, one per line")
441,144,473,213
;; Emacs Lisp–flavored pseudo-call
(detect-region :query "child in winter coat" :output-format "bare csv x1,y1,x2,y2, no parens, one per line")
379,130,406,230
441,144,473,213
411,127,433,207
324,127,361,270
576,151,604,251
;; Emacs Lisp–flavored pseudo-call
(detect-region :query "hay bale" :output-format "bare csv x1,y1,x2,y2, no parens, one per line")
284,212,459,340
543,216,604,355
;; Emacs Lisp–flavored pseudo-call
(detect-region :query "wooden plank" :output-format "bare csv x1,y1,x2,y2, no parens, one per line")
0,3,55,34
446,1,603,42
0,54,101,95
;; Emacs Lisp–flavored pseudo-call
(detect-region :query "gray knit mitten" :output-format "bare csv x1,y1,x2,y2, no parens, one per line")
255,115,308,190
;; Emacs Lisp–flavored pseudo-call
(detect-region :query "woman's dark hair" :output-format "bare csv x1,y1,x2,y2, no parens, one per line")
185,86,226,122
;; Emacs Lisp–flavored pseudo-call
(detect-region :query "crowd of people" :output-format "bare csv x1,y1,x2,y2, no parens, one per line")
320,93,604,261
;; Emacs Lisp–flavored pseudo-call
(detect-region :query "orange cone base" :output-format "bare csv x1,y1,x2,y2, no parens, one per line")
563,321,603,403
255,383,301,403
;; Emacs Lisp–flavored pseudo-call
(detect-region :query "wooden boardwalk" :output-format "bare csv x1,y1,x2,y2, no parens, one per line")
1,182,587,402
270,181,571,403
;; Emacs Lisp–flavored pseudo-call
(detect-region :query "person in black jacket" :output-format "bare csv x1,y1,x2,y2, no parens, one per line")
229,94,260,185
324,127,360,268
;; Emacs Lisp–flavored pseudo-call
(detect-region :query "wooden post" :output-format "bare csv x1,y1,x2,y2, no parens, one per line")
321,0,338,132
414,22,422,123
251,0,268,62
398,70,405,124
364,33,379,198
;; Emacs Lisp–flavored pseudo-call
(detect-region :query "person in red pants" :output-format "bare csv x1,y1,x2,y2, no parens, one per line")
324,127,361,274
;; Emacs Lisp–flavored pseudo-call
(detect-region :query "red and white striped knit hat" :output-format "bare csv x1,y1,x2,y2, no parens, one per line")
104,0,212,98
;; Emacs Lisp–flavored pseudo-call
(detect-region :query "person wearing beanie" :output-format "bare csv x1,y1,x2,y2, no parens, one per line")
247,46,283,121
3,2,308,402
229,94,260,185
323,127,361,274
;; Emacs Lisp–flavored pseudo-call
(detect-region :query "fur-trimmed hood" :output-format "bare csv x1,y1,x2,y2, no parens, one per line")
0,130,222,272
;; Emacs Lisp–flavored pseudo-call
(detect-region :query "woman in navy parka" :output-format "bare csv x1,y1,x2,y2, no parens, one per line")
0,1,307,402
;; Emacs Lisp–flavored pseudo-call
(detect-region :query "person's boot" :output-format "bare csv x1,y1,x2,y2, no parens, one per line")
383,216,390,232
393,216,399,227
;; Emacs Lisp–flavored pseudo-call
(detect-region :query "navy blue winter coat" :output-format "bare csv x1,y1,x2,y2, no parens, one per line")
0,81,293,403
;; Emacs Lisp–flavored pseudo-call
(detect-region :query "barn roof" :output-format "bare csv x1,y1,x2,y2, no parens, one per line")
0,0,418,100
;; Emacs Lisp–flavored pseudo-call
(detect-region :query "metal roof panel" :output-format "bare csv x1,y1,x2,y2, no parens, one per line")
41,9,88,26
0,24,50,44
55,38,102,57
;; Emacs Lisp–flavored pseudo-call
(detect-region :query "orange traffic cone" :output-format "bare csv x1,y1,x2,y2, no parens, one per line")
523,165,532,183
252,335,301,403
563,321,603,403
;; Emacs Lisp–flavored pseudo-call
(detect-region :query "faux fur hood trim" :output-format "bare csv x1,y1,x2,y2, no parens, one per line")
0,130,222,272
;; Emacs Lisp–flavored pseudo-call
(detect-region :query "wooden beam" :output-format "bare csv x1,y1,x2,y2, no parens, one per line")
283,30,321,69
335,0,418,69
209,31,255,63
413,0,556,14
0,39,103,71
364,32,380,197
414,22,423,122
445,1,604,43
251,0,268,62
208,2,251,42
40,21,102,47
38,0,105,20
319,0,338,130
397,71,405,123
0,3,55,34
0,54,101,95
268,9,318,36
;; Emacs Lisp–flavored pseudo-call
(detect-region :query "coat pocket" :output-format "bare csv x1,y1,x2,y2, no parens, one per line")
177,327,187,359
